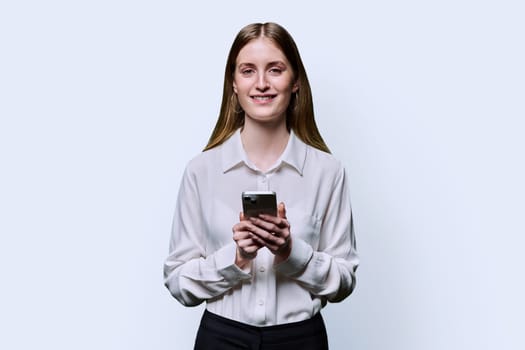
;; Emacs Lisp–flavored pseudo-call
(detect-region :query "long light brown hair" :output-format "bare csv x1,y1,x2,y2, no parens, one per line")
204,22,330,153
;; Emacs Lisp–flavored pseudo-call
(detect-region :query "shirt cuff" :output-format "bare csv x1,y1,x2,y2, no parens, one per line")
214,241,252,283
274,237,313,276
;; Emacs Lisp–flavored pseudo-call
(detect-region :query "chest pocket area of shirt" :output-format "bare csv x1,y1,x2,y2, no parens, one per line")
286,208,321,250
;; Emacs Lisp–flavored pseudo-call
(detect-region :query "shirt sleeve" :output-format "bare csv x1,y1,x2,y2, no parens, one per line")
275,165,359,302
163,165,252,307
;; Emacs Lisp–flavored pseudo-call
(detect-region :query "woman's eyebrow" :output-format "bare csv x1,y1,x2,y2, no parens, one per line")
237,62,256,69
237,61,287,69
267,61,286,67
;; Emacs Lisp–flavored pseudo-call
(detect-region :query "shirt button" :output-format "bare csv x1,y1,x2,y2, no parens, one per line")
261,176,267,183
259,266,265,273
258,300,264,306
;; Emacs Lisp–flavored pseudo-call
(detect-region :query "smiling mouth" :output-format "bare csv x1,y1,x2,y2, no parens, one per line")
251,95,276,101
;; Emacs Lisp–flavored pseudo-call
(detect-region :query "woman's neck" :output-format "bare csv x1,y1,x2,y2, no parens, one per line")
240,119,290,173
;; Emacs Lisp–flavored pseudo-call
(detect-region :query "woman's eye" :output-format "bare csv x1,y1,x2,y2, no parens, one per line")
241,69,255,75
269,68,282,74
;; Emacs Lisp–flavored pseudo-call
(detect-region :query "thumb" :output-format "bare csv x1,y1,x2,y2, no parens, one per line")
278,202,287,219
240,212,245,221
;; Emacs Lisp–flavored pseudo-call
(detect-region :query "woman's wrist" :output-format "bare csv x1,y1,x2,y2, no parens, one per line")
235,248,253,269
274,239,292,265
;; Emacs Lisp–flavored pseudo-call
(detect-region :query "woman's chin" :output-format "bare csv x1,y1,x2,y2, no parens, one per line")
244,114,287,127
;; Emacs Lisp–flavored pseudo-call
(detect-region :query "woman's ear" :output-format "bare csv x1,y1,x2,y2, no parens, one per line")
292,82,299,93
233,81,238,94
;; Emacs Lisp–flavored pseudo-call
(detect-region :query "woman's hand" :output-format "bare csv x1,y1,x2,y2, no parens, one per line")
232,212,264,269
247,202,292,264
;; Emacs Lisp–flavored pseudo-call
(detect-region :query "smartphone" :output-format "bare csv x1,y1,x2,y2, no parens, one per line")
241,191,277,218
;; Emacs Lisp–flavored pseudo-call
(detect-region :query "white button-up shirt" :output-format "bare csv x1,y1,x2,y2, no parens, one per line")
164,129,359,326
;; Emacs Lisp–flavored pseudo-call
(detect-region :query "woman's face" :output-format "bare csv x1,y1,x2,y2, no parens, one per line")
233,37,298,126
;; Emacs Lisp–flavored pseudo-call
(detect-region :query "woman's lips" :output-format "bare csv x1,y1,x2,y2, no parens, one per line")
251,95,277,104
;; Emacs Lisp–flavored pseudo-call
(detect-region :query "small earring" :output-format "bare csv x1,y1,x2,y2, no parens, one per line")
292,92,298,110
231,94,244,114
234,103,244,114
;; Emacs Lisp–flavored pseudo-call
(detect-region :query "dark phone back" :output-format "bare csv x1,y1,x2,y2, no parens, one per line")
242,192,277,218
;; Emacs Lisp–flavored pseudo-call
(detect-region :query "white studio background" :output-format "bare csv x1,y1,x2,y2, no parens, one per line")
1,1,524,349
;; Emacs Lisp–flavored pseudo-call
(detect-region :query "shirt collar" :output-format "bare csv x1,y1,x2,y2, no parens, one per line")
220,128,307,175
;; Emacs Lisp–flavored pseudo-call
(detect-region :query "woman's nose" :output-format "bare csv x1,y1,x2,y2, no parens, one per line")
256,74,269,91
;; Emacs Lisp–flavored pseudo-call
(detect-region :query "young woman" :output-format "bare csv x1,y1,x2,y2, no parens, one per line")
164,22,359,349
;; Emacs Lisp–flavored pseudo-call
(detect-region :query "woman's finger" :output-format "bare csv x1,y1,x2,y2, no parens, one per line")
255,214,289,229
246,223,283,243
249,216,288,233
277,202,286,219
246,223,290,251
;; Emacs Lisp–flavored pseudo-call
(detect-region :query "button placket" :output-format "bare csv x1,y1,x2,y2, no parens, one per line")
253,251,270,324
252,172,273,323
257,173,270,191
